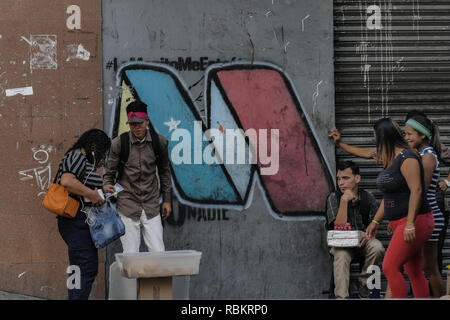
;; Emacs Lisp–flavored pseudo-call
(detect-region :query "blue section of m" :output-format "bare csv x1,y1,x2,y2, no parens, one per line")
125,69,239,202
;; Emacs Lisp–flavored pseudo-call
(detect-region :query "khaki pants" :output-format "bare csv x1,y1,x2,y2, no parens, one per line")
330,239,385,299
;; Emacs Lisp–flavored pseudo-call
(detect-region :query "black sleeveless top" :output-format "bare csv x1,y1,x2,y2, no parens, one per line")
376,149,431,221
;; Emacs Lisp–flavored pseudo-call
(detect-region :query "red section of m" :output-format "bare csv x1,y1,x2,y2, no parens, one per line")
212,66,332,213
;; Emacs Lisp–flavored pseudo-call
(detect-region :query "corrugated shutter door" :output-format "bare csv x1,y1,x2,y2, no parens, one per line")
334,0,450,296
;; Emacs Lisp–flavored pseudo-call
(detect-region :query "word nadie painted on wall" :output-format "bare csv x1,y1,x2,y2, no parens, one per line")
112,62,333,219
167,203,229,227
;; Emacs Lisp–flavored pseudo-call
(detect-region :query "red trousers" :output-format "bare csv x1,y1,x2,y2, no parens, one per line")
382,212,434,298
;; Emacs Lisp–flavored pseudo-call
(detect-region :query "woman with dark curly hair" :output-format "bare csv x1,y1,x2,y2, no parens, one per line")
55,128,111,300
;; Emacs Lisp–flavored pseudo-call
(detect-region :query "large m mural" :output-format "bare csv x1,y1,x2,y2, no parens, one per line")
112,62,334,218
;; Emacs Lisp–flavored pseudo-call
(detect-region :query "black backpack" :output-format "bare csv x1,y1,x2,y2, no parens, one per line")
116,124,162,183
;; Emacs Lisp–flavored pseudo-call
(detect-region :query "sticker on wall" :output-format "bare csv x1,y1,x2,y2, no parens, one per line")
5,86,33,97
65,44,90,61
113,62,333,218
29,35,58,70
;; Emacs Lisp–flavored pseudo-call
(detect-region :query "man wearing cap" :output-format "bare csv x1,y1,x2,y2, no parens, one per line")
103,100,172,253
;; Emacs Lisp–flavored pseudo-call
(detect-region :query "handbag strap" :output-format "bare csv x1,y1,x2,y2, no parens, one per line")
52,173,58,184
52,165,61,184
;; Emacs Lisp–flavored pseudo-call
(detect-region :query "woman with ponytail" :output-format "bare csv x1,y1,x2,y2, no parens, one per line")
404,111,446,297
365,118,434,298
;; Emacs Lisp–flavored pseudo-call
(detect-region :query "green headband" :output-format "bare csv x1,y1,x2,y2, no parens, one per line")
405,118,431,139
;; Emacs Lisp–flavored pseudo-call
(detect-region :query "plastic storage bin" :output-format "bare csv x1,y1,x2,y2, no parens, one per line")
108,261,191,300
115,250,202,279
109,261,137,300
108,261,190,300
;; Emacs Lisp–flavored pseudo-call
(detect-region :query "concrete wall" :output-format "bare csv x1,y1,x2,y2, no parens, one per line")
103,0,336,298
0,0,104,299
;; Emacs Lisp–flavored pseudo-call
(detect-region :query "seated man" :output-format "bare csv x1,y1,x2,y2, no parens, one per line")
326,161,385,299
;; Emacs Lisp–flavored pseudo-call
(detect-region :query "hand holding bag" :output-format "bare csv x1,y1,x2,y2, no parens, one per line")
85,199,125,249
42,175,79,218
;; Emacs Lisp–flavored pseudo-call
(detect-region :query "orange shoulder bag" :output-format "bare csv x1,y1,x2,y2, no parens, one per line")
42,173,79,218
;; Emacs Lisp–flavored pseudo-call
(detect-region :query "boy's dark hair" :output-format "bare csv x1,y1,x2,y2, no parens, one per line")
336,160,360,175
126,100,148,114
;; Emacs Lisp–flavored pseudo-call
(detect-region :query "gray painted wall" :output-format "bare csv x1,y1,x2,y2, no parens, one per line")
102,0,335,298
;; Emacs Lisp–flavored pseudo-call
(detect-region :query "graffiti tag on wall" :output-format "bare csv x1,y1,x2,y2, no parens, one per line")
19,145,53,197
112,62,333,218
166,203,229,227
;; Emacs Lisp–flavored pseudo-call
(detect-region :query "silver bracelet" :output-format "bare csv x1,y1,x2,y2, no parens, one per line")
404,227,415,231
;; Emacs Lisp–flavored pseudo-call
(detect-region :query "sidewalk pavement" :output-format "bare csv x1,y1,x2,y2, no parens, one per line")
0,290,44,300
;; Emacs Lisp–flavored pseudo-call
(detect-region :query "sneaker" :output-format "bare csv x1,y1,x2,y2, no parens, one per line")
357,282,370,299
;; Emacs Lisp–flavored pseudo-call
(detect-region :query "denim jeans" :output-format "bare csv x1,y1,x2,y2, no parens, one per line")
57,209,98,300
85,201,125,249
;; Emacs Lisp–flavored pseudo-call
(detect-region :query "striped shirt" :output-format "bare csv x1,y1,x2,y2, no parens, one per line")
55,150,103,204
420,146,445,241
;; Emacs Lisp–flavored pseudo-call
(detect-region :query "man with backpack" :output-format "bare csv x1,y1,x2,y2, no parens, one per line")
103,100,172,253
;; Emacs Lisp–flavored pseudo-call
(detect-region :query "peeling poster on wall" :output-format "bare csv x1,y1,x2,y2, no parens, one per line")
30,35,58,70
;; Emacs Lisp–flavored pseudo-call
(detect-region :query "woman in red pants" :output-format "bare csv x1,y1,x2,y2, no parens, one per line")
366,118,434,298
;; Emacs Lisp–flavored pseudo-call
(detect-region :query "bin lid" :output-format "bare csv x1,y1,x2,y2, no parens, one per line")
115,250,202,278
115,250,201,260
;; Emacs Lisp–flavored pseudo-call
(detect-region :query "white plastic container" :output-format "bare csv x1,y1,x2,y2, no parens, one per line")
108,261,137,300
108,261,191,300
327,230,361,247
115,250,202,279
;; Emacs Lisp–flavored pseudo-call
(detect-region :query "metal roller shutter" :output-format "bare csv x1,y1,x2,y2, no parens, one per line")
334,0,450,296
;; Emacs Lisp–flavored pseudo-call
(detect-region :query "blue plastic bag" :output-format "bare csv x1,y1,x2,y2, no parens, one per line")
85,200,125,249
